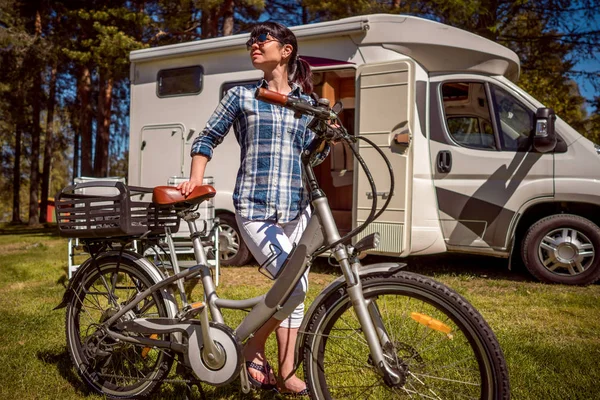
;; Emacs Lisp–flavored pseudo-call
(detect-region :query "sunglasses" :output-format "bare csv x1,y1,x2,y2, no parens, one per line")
246,33,281,50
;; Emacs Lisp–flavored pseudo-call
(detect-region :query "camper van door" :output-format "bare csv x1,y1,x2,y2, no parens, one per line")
139,124,186,190
354,61,414,255
428,75,554,251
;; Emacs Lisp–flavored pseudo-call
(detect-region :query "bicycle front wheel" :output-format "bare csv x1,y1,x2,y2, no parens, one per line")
65,256,174,399
303,271,509,399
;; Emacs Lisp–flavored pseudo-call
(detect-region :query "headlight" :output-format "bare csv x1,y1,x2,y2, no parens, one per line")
595,143,600,155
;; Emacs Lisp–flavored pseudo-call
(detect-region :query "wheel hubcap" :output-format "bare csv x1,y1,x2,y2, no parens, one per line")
219,224,240,261
538,227,595,276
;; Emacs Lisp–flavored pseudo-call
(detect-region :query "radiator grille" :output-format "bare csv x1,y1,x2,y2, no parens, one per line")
356,222,404,254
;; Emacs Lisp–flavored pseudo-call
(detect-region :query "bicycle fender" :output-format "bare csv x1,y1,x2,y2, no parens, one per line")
294,262,405,367
54,250,178,319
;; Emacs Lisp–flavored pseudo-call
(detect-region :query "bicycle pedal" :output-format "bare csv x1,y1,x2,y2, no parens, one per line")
180,301,205,319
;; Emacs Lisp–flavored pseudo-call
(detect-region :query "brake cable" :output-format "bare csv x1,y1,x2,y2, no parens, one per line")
312,120,395,257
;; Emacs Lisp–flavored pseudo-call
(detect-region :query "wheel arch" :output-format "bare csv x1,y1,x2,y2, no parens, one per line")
215,208,234,216
509,201,600,257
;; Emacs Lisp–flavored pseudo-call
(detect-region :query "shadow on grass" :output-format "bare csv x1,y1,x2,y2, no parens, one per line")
0,223,60,236
309,251,536,283
36,347,92,397
35,347,281,400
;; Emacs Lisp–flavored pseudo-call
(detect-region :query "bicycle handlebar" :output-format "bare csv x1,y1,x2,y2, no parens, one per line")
255,88,337,121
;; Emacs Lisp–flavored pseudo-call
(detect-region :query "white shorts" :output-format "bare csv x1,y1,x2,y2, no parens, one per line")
236,208,311,328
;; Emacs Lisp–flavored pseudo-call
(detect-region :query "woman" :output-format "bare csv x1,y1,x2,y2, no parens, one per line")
178,21,328,396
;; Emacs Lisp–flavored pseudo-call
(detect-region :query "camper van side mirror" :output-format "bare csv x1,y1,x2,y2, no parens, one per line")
532,107,557,153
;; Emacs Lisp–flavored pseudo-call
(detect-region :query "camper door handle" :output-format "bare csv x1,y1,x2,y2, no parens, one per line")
437,150,452,173
367,191,391,199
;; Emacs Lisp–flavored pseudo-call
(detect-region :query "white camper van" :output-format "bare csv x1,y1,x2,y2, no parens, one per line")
128,14,600,285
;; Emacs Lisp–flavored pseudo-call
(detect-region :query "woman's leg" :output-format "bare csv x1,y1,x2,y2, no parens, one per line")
236,208,311,392
276,208,310,393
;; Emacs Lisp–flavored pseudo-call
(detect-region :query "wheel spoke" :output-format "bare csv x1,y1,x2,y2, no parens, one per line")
542,253,557,267
411,372,480,386
546,261,561,271
573,261,586,274
579,250,594,258
540,239,557,252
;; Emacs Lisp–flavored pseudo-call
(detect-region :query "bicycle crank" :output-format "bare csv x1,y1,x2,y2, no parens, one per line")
114,318,242,386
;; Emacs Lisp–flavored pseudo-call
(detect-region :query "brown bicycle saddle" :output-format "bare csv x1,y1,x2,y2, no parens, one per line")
152,185,216,206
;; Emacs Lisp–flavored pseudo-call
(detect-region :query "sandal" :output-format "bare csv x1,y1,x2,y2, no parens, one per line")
278,388,309,397
246,361,276,391
277,378,309,397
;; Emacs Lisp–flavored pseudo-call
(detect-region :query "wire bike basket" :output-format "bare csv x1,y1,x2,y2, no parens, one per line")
55,181,180,238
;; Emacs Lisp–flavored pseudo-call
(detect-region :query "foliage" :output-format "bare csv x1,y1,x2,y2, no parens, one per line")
0,0,598,222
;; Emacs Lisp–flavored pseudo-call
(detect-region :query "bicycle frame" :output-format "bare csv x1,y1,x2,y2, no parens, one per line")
97,154,402,386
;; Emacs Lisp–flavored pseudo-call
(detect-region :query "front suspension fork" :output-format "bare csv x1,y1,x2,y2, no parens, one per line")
340,256,401,385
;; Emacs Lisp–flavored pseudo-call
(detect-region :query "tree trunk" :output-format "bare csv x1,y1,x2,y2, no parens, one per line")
94,70,113,177
201,7,219,38
73,131,80,182
28,70,42,226
200,10,209,39
210,9,219,37
28,9,44,226
79,65,93,177
12,122,22,224
40,61,57,223
222,0,234,36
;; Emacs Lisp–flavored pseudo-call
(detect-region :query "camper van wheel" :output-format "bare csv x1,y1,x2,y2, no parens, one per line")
217,213,253,266
521,214,600,285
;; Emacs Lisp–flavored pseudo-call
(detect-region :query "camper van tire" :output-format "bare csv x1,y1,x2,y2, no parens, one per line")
217,212,253,266
521,214,600,285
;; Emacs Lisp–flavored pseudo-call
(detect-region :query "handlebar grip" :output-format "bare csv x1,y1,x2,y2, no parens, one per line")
255,87,288,106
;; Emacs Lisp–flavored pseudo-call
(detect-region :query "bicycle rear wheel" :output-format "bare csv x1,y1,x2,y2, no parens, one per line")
303,271,509,399
65,256,173,399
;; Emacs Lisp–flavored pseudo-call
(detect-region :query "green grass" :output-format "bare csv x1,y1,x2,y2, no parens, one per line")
0,225,599,399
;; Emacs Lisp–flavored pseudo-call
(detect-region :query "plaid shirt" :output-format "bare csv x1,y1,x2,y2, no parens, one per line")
191,80,329,223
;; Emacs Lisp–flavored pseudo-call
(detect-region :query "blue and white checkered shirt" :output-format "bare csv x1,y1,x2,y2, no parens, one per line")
191,80,329,223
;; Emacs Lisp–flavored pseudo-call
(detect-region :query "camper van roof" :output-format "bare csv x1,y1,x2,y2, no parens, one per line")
130,14,520,81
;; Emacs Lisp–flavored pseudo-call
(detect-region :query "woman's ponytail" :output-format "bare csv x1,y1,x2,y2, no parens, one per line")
292,57,313,95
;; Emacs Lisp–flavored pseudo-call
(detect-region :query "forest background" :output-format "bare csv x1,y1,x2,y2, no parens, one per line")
0,0,598,225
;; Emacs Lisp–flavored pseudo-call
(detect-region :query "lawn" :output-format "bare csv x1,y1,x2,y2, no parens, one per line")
0,225,598,399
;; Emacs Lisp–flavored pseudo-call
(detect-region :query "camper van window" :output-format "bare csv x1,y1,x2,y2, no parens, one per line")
157,66,203,97
442,82,496,150
220,80,259,99
490,85,534,151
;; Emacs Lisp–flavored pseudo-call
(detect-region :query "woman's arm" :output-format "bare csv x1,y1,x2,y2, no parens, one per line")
178,88,240,195
177,154,209,196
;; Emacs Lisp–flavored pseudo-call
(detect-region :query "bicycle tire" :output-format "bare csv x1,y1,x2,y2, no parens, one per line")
65,256,174,399
302,271,509,399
